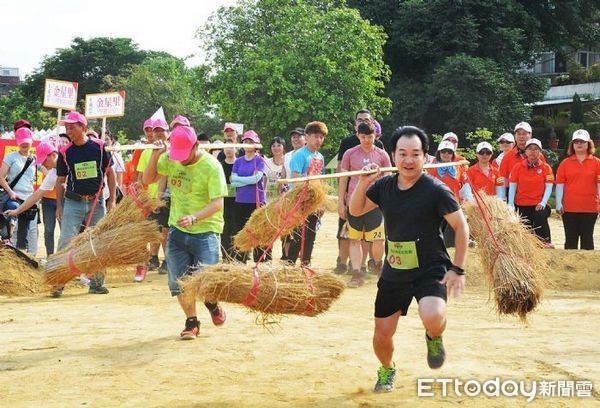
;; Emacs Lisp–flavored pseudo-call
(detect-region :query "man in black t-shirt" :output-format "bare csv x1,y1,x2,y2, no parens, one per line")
349,125,468,393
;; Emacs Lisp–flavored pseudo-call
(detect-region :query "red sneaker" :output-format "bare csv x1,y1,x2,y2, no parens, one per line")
180,323,200,340
210,304,226,326
133,264,147,282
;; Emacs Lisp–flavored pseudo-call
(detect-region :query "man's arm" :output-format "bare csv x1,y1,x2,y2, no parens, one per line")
55,176,66,221
177,197,224,229
337,174,349,220
105,166,117,211
348,165,380,217
4,189,45,217
441,209,469,298
142,145,166,185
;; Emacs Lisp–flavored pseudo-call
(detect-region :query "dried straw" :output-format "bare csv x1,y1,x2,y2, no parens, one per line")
234,181,326,252
43,189,164,287
464,194,547,321
0,247,46,296
44,222,162,287
180,263,346,318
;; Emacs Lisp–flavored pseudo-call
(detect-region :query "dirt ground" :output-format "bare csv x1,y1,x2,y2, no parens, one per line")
1,209,599,407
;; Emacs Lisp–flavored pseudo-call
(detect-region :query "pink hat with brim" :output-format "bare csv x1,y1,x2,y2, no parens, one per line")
59,111,88,126
169,126,197,161
15,127,33,145
153,119,169,130
35,141,58,165
170,115,191,127
223,122,237,131
242,130,260,144
143,119,154,129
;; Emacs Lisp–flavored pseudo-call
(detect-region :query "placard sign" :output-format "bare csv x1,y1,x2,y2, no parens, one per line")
43,79,78,110
85,91,126,119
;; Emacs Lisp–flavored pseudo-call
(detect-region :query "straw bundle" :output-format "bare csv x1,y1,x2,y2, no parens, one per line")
234,181,326,252
464,194,547,321
0,247,46,296
44,220,162,286
181,263,345,317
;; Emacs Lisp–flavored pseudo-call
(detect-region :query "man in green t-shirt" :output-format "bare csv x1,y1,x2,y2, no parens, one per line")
143,125,228,340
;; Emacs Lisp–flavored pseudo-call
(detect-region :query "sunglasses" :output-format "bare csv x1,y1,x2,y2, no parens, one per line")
478,150,492,156
573,139,587,144
440,150,454,154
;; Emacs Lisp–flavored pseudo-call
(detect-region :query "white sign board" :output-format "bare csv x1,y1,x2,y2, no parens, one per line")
43,79,78,110
85,91,126,119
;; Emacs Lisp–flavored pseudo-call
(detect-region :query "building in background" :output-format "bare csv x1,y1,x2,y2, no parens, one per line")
0,66,21,97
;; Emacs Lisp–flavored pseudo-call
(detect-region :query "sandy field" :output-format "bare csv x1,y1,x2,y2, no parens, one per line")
1,209,599,407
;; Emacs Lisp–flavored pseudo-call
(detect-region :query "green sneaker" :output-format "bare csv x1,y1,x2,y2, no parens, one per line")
374,365,396,392
425,334,446,369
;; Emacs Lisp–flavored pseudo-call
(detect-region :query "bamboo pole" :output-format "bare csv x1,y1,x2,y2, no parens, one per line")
105,143,263,152
277,160,469,184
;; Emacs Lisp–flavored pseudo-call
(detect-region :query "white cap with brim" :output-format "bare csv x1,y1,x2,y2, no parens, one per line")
476,141,493,153
525,138,542,150
572,129,590,142
497,133,515,143
437,140,456,152
514,121,532,133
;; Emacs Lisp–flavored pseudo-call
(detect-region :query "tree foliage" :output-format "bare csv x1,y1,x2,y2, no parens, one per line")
105,55,213,139
200,0,391,157
348,0,597,138
20,37,147,106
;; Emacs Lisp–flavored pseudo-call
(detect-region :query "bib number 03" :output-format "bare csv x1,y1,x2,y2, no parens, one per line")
387,240,419,270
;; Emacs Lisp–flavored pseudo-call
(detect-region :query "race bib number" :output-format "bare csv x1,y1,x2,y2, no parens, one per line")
387,240,419,270
74,161,98,180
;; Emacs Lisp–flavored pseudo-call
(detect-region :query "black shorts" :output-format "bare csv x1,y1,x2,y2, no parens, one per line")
346,207,382,232
148,198,170,229
374,266,447,318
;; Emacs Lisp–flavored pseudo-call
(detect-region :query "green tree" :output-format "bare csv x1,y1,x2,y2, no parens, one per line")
425,55,538,136
20,37,147,107
348,0,596,136
200,0,391,158
0,88,55,131
105,55,213,139
570,93,584,124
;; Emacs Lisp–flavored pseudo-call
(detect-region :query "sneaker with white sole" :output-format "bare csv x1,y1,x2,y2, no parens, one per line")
133,264,147,282
374,365,396,392
180,320,200,340
210,304,226,326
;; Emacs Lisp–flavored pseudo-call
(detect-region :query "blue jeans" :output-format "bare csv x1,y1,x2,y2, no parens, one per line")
59,197,106,288
4,199,37,254
166,228,219,296
42,197,58,256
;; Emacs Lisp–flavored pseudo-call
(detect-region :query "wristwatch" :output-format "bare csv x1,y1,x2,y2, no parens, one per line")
190,215,198,224
448,265,465,275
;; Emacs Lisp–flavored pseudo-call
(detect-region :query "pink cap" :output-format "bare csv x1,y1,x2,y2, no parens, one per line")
143,118,154,130
153,119,169,130
242,130,260,144
35,141,58,165
170,115,191,127
15,127,33,145
223,122,237,131
59,111,88,126
169,126,197,161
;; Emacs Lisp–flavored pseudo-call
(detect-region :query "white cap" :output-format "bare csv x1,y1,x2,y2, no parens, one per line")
525,138,542,149
476,141,493,153
514,121,532,133
497,132,515,143
437,140,456,152
442,132,459,142
572,129,590,142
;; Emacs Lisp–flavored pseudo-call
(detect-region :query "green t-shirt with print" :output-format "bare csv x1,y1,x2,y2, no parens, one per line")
136,149,160,199
157,152,227,234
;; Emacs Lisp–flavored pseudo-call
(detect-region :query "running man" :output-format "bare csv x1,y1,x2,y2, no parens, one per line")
349,125,468,392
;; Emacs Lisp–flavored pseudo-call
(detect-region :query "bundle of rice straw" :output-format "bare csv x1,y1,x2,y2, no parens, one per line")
0,247,46,296
234,180,326,252
181,263,345,318
44,221,162,286
44,190,164,287
463,194,547,321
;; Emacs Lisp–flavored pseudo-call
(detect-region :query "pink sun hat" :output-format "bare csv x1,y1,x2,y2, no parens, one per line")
169,126,197,161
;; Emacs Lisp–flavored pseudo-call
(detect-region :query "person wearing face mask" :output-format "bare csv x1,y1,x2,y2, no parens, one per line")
508,138,555,248
555,129,600,250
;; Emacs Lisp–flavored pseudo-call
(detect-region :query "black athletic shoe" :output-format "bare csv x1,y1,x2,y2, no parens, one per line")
147,255,160,271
